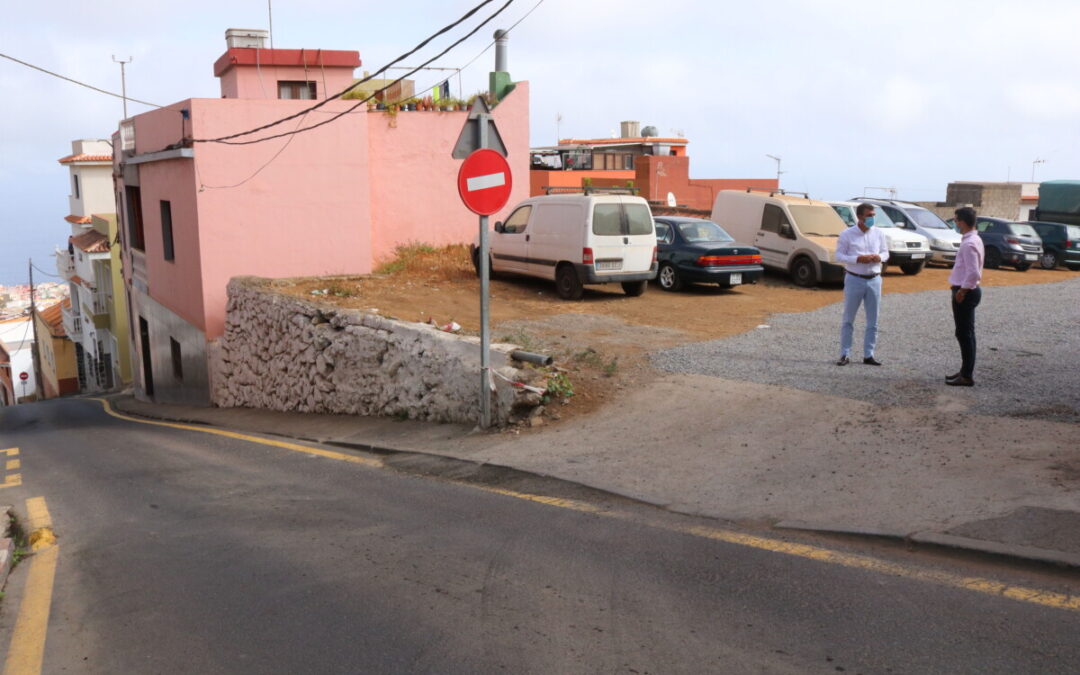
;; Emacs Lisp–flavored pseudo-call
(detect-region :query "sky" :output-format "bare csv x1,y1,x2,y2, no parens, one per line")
3,0,1079,285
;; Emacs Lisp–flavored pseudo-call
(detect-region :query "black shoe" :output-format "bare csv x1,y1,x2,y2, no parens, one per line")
945,371,962,382
863,357,882,366
946,376,974,387
836,356,850,366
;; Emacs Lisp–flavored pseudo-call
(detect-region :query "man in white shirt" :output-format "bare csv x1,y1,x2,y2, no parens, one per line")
834,203,890,366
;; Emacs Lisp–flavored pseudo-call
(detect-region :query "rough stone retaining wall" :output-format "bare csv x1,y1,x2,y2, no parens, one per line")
208,277,545,426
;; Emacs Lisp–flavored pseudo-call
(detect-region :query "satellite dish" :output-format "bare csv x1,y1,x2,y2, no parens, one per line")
667,192,677,208
641,125,658,137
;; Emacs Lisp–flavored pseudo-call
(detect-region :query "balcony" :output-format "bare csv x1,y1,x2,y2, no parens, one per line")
56,249,75,280
61,303,83,338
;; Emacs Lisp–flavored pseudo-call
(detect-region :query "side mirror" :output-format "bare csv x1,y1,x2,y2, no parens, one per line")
494,221,505,233
780,223,795,239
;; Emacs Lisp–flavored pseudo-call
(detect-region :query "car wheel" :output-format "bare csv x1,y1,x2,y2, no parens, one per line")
657,263,683,292
621,280,647,296
555,264,584,300
985,247,1002,269
900,262,924,275
1040,250,1059,269
1014,262,1031,272
790,257,817,287
472,250,498,279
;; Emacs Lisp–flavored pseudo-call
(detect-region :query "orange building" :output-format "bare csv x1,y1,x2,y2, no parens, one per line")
33,299,80,399
0,341,13,406
530,122,776,211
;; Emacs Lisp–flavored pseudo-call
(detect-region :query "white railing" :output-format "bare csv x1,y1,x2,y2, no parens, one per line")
56,249,75,280
91,290,110,316
61,303,82,338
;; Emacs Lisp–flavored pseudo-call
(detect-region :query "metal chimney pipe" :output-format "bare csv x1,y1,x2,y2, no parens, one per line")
494,29,509,72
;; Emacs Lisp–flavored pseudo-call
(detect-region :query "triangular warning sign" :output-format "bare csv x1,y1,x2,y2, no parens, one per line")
452,97,508,159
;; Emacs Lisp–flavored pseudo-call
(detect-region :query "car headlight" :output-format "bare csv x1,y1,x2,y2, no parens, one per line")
933,239,948,248
890,240,904,251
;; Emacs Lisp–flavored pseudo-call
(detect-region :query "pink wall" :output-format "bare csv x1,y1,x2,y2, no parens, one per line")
367,82,531,263
190,98,371,338
215,48,360,100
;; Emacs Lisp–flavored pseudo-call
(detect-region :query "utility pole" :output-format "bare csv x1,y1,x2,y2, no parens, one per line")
112,55,132,119
268,0,275,49
766,154,784,187
28,259,44,401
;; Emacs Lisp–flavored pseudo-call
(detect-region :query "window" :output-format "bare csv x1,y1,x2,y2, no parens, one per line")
160,200,175,261
501,206,532,234
624,204,653,235
882,206,911,228
592,204,623,236
278,81,317,100
170,338,183,381
655,222,672,244
976,220,992,232
761,204,791,235
73,174,80,199
125,186,145,251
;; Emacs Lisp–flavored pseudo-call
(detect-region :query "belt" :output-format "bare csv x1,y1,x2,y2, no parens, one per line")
846,270,879,280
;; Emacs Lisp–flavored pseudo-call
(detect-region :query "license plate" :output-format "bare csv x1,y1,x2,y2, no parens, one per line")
1024,254,1037,261
595,260,622,271
911,253,925,260
729,273,742,285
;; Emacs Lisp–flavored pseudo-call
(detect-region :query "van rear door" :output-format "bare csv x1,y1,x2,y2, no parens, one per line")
588,198,656,277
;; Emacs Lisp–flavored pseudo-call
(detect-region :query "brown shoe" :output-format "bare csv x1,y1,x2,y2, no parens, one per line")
946,376,974,387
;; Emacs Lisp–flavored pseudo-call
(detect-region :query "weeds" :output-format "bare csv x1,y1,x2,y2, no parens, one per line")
498,330,543,352
543,372,574,404
375,243,471,281
572,347,618,376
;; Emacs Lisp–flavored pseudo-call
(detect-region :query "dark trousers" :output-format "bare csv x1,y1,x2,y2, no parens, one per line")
951,286,982,378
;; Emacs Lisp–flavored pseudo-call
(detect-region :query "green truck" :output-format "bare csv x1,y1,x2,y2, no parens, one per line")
1032,180,1080,270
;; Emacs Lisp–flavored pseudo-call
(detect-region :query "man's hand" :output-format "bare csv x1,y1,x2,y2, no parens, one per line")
955,288,967,303
856,254,882,264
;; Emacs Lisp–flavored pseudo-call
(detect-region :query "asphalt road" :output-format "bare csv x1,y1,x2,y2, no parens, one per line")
1,398,1078,674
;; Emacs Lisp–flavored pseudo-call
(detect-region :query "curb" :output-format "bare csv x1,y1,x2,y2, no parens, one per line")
775,519,1080,570
1,505,14,590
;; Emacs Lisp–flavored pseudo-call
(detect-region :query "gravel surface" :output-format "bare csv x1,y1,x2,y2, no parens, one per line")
652,277,1080,423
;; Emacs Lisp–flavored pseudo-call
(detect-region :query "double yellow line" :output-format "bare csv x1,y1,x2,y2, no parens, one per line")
3,497,58,675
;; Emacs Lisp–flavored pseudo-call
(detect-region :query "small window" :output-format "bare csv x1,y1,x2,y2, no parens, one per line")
592,204,623,236
278,81,317,100
761,204,791,234
976,220,992,232
883,206,909,227
655,222,672,244
73,174,80,199
502,206,532,234
160,200,175,261
126,186,145,251
624,204,654,235
170,338,183,381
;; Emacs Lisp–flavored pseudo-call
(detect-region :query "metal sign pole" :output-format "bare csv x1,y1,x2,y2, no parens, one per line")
478,113,491,429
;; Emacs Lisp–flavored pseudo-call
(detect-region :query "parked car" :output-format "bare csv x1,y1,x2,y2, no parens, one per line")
858,198,962,266
829,201,931,275
472,190,658,300
712,189,847,287
961,217,1043,271
652,217,764,291
1027,221,1080,270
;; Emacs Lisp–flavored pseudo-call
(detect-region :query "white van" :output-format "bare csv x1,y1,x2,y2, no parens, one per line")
473,191,658,300
829,201,931,275
711,189,847,286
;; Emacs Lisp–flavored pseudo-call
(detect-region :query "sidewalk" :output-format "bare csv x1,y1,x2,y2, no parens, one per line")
109,374,1080,568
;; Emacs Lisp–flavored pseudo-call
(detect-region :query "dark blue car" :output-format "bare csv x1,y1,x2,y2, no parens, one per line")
653,217,764,291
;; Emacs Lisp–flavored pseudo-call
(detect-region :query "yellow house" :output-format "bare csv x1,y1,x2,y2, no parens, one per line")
34,299,80,398
91,213,133,386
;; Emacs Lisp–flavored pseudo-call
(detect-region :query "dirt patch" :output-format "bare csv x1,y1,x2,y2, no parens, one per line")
279,245,1076,424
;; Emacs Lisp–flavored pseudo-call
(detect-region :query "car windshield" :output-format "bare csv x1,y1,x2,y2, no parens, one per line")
677,220,734,243
789,205,847,236
907,207,950,229
1009,223,1038,237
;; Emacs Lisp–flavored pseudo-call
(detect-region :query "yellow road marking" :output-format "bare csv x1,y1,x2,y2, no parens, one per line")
7,459,20,470
1,474,21,489
3,498,59,675
86,398,1080,614
3,447,18,456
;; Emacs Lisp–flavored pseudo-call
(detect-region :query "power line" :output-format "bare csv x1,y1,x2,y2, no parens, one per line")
198,0,512,144
0,52,162,108
457,0,544,73
30,262,63,279
197,113,309,190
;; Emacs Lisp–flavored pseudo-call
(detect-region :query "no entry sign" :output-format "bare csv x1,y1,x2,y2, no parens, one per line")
19,372,28,381
457,149,512,216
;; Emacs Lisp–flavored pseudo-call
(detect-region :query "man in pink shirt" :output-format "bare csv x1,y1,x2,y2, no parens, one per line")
947,207,985,386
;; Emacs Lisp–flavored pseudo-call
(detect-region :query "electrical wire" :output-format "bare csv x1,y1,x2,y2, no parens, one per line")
457,0,544,73
30,262,63,279
0,52,162,108
197,0,510,144
197,113,309,189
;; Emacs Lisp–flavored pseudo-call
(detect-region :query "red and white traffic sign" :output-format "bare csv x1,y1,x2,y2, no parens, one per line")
457,149,512,216
19,372,28,381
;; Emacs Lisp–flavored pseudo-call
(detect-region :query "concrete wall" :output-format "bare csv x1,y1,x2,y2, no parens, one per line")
916,182,1027,221
129,286,211,406
209,277,545,425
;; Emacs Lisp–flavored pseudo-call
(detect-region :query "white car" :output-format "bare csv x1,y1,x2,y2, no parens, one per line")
830,201,931,275
473,190,658,300
858,199,962,266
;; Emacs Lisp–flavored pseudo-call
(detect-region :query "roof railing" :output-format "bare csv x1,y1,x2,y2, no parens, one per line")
744,187,811,199
543,186,640,196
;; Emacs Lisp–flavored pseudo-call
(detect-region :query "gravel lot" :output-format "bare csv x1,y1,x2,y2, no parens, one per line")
653,277,1080,423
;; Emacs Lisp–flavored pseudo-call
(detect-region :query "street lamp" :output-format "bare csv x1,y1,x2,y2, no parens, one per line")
765,154,784,186
1031,158,1046,182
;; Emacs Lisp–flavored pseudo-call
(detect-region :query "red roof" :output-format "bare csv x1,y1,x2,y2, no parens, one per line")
65,215,93,225
58,153,112,164
213,48,360,77
70,229,110,254
38,299,68,338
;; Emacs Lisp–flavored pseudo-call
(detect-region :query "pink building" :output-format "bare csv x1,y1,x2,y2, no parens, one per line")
116,29,529,405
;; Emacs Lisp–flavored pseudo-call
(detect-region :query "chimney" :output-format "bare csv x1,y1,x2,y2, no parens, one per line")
225,28,269,49
494,29,509,72
620,121,641,139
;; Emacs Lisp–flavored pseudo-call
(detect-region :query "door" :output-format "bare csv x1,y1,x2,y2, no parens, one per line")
755,203,794,268
138,316,154,398
491,205,532,273
527,202,584,280
620,199,656,274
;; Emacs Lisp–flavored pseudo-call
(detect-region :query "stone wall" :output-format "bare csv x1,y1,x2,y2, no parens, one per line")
208,277,545,426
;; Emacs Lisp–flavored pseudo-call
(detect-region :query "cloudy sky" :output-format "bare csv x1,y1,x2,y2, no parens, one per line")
2,0,1079,284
